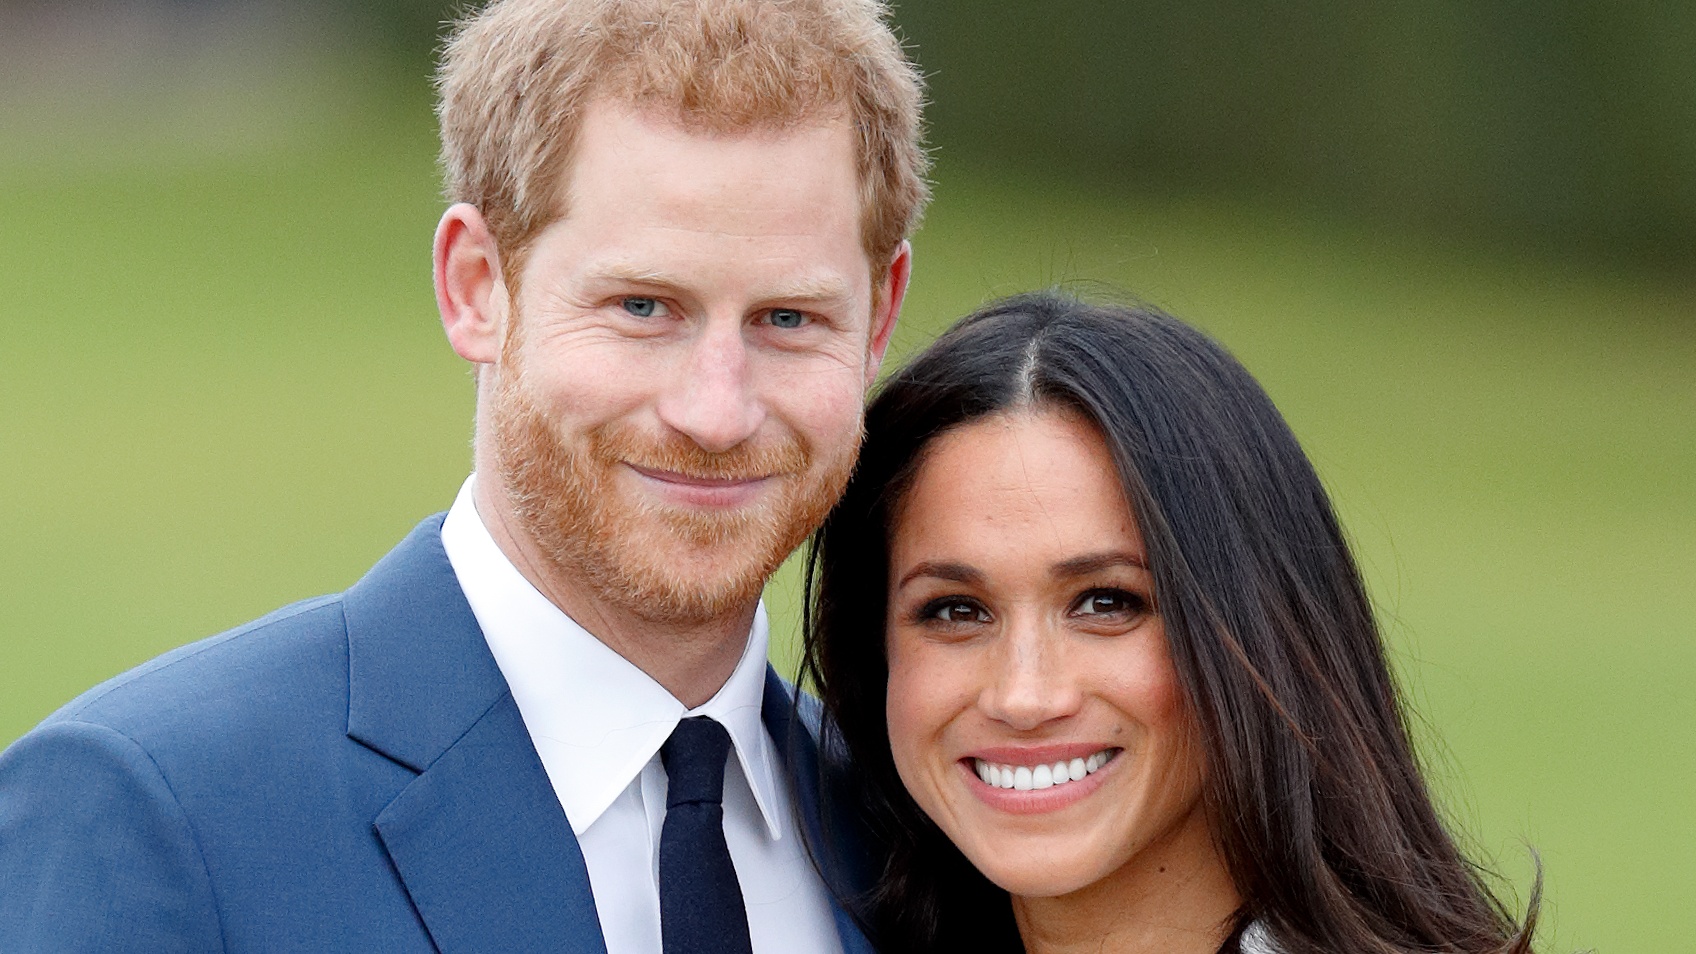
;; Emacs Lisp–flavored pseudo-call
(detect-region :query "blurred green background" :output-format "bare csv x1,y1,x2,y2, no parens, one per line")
2,2,1691,950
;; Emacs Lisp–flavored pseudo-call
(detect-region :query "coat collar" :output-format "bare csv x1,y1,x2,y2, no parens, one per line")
761,672,879,954
343,514,877,954
345,515,606,954
344,514,508,772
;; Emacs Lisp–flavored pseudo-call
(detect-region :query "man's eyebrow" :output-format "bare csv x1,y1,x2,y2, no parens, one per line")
582,262,676,287
756,275,855,305
1051,551,1148,579
582,263,854,305
895,560,984,590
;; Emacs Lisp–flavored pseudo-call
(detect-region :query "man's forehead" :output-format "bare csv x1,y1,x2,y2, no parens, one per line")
502,97,877,309
572,97,857,167
554,97,862,215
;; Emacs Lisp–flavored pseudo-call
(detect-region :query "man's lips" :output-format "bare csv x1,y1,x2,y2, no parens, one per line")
624,463,776,506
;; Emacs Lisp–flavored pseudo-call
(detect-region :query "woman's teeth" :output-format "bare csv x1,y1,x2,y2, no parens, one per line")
972,749,1119,791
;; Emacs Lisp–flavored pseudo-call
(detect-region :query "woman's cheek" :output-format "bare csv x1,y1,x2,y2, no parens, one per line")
1099,636,1185,730
885,634,949,807
884,634,922,763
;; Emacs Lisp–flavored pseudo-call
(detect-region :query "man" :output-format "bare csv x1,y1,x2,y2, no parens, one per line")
0,1,926,950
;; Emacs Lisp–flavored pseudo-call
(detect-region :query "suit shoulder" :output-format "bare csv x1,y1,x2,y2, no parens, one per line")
0,719,227,948
40,594,351,745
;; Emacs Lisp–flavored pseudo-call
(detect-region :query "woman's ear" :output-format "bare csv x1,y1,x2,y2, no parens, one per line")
434,203,509,366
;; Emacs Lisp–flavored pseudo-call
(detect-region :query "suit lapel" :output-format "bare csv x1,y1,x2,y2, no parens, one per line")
762,671,880,954
340,517,874,954
374,693,606,954
344,516,607,954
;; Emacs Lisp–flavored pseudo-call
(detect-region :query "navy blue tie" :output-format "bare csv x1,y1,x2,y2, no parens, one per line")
659,717,754,954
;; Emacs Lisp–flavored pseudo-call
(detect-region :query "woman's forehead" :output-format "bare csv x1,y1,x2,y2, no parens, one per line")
890,409,1145,570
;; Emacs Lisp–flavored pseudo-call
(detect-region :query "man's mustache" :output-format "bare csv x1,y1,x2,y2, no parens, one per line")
592,426,811,483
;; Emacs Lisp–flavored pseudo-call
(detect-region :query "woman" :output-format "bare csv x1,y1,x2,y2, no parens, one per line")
801,292,1539,953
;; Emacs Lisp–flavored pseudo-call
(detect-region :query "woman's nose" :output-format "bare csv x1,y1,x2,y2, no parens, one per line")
978,622,1082,732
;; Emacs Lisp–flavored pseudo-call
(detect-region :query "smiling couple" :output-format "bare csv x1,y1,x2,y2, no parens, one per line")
0,2,1537,953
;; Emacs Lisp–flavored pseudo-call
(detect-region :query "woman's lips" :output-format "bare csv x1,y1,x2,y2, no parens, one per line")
960,745,1123,814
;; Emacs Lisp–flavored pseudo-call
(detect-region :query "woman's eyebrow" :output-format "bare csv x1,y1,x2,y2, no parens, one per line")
895,560,983,589
1051,552,1148,578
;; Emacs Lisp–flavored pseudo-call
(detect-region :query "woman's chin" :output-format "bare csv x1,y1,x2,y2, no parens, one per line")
954,836,1120,900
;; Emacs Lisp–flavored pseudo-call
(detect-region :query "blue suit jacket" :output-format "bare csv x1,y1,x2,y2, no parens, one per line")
0,516,877,953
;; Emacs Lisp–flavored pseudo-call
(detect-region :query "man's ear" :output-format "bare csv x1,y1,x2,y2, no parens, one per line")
864,240,912,386
434,203,509,366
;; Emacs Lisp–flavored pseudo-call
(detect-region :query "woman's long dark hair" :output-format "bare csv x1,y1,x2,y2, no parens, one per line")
800,292,1539,953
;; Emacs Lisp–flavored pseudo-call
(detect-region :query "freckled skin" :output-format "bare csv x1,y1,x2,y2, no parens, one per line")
508,103,880,469
884,410,1239,953
435,98,910,705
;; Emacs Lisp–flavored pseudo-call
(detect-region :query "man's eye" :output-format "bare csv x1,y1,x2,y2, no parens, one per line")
621,297,667,318
767,308,808,329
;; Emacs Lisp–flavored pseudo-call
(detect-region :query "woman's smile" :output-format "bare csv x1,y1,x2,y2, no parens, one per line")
962,745,1123,814
810,293,1540,953
884,407,1211,901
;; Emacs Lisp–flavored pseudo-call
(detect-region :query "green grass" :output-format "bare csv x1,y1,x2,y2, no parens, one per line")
3,98,1692,952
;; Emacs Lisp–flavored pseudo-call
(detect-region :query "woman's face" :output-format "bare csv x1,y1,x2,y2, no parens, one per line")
885,408,1214,900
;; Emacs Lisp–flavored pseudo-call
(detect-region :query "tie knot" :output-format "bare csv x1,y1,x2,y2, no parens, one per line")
661,716,732,808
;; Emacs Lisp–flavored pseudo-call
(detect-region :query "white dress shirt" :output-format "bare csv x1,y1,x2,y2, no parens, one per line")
440,476,844,954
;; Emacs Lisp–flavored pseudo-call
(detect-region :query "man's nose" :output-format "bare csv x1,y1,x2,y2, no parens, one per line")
979,620,1082,732
654,318,767,453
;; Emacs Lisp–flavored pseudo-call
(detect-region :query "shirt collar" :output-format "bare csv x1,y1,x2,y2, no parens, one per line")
439,474,787,839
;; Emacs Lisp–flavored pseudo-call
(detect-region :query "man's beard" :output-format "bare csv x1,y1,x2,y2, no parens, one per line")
488,363,857,627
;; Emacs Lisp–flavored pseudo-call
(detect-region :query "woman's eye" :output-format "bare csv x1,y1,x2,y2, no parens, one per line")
923,599,988,625
621,297,668,318
1073,590,1145,618
767,308,808,329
